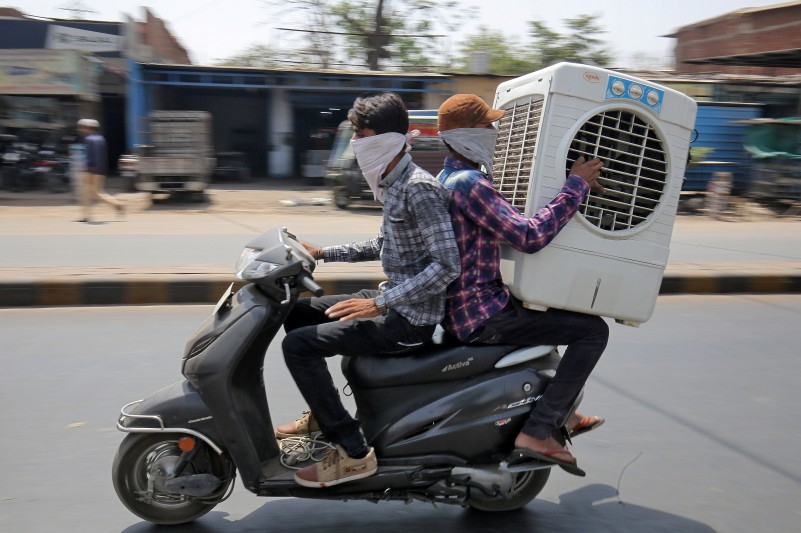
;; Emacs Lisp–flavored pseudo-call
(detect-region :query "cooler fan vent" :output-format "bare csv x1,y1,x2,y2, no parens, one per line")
492,101,669,233
568,109,668,232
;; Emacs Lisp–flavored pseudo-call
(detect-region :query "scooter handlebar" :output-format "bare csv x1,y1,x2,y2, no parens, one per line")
298,271,324,297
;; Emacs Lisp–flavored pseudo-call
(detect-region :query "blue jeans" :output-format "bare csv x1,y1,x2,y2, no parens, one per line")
282,289,435,457
467,297,609,441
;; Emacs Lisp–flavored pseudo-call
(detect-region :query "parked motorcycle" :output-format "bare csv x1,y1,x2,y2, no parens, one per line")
113,227,579,525
0,139,69,192
117,152,139,192
0,141,38,192
34,145,70,193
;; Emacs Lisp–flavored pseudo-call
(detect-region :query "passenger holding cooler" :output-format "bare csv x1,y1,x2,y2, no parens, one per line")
436,94,609,475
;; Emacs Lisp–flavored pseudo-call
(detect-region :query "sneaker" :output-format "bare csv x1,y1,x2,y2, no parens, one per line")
293,445,377,488
275,410,320,439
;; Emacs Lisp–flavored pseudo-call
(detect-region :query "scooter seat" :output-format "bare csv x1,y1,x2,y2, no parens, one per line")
342,342,519,388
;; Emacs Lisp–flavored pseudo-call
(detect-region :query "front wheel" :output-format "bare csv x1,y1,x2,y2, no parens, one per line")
466,469,550,512
112,433,234,525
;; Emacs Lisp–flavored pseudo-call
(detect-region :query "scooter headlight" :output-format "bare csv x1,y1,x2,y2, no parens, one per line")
234,247,281,280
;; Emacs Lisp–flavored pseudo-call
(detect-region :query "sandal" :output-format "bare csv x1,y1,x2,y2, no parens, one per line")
569,415,605,438
508,447,586,477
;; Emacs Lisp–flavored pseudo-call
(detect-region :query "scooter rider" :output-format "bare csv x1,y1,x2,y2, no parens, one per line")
280,92,461,488
436,94,609,475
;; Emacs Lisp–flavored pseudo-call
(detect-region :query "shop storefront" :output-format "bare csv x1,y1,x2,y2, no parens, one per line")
0,49,100,146
130,63,453,179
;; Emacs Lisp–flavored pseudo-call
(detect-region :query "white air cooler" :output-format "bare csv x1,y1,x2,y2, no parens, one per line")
491,63,697,326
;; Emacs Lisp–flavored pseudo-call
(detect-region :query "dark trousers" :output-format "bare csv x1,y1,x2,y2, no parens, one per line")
468,298,609,441
282,289,436,457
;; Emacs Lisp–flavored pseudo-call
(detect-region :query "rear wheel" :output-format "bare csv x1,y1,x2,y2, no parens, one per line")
125,174,138,192
112,433,234,525
237,165,252,183
333,186,350,209
466,469,550,512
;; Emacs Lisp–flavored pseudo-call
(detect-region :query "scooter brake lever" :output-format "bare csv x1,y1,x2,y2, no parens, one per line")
281,281,291,305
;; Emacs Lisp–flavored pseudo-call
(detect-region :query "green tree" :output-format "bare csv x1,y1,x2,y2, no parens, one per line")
527,14,611,68
213,44,281,68
453,14,610,76
332,0,463,70
266,0,467,71
454,27,536,75
274,0,338,68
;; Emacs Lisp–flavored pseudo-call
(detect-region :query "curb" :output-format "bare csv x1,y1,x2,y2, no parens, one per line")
1,273,800,308
0,276,385,308
659,273,801,295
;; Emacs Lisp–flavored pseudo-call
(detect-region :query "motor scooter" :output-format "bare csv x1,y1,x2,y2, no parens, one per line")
113,227,581,525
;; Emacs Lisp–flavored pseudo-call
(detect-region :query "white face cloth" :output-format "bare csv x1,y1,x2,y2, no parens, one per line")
439,128,499,177
350,132,411,203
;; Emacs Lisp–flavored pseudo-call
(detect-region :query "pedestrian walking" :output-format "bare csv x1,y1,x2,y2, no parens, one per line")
76,118,124,223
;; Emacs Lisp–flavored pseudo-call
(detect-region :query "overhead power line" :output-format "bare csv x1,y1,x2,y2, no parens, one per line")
58,1,97,19
276,27,444,38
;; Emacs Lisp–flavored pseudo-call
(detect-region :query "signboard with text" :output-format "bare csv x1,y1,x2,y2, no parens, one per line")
0,49,99,100
45,25,122,54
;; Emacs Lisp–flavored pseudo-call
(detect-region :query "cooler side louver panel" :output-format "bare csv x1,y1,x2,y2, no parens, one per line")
566,109,668,232
491,98,544,212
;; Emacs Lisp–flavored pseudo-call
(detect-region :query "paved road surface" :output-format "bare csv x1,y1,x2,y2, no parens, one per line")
1,295,800,532
1,183,799,279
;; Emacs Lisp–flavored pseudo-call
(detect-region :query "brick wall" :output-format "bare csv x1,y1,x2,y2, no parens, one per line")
140,8,191,64
0,7,25,17
674,3,801,75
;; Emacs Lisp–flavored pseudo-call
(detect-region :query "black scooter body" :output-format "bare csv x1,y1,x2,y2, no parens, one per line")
121,280,559,490
115,228,567,520
345,346,560,463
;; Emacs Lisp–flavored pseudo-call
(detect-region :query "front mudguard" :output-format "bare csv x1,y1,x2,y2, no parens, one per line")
117,380,224,455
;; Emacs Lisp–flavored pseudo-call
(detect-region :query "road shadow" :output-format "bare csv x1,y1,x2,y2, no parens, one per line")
120,483,716,533
141,192,213,212
337,204,382,214
0,190,78,207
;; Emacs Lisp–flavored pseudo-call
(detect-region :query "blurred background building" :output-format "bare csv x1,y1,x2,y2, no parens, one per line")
1,2,799,189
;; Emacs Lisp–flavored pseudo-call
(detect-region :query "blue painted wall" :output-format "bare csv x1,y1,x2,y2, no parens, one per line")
683,103,762,193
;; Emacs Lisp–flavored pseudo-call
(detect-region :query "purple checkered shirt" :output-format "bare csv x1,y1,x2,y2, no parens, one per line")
437,157,590,341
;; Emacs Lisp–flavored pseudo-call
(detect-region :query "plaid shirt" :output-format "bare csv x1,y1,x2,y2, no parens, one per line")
438,157,589,341
322,154,460,326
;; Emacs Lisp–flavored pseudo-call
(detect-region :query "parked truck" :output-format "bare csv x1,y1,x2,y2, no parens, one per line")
134,111,214,201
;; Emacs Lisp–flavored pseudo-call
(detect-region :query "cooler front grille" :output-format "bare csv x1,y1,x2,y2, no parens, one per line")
568,109,668,232
491,98,543,211
492,99,668,232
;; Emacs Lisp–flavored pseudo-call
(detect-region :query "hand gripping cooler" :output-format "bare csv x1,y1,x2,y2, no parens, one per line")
491,63,697,326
